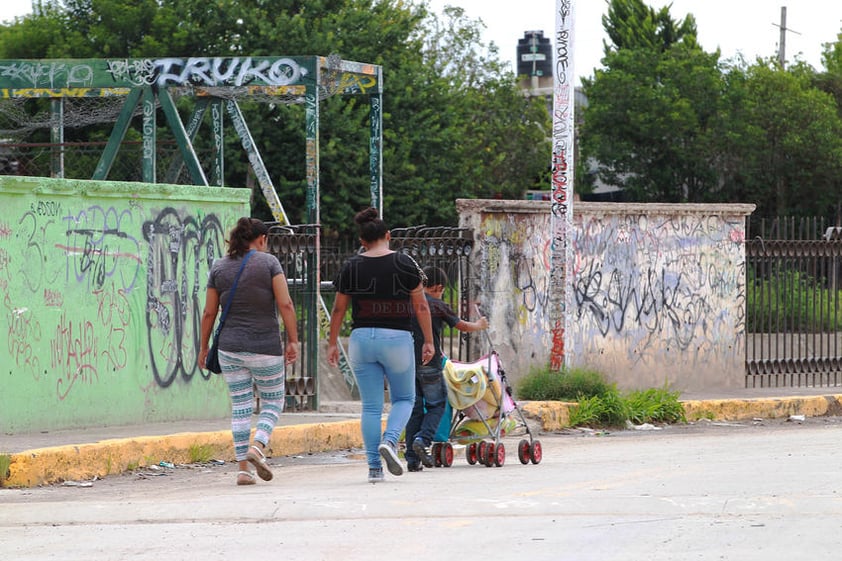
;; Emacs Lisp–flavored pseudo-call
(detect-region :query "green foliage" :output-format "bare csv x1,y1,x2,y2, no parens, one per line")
746,267,842,332
188,443,215,464
602,0,699,54
0,453,10,485
517,365,686,428
0,0,551,239
516,365,612,401
582,43,724,203
623,386,686,425
568,386,630,428
582,1,842,220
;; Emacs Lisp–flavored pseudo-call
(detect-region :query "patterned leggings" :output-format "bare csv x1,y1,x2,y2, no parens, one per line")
219,350,286,461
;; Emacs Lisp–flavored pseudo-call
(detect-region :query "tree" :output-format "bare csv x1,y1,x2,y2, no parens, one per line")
0,0,551,239
715,61,842,218
602,0,699,54
581,43,723,202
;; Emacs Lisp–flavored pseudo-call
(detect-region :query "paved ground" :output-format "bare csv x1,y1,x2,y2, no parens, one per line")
3,388,842,488
3,419,842,560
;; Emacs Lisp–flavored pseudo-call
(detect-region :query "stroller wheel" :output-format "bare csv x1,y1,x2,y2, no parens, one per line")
529,440,543,464
517,439,531,464
466,442,478,465
484,443,495,467
440,442,454,467
432,443,443,467
494,443,506,467
477,441,488,466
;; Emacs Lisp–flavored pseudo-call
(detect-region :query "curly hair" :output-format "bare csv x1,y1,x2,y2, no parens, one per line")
354,207,389,243
227,217,268,257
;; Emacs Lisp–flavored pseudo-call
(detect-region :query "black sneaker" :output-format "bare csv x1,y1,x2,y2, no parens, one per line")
368,467,384,483
407,462,424,472
412,438,434,468
378,441,404,476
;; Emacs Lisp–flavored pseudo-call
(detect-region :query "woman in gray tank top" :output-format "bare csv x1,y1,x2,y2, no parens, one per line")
200,217,300,486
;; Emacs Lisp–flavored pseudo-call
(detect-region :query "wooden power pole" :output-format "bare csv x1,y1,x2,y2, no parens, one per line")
773,6,800,69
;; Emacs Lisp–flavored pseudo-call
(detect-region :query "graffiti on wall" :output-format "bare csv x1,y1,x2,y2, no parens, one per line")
480,211,747,369
480,213,554,355
573,214,746,364
1,194,225,401
143,208,224,388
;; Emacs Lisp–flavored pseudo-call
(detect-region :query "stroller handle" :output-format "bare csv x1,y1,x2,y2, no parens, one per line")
474,303,494,348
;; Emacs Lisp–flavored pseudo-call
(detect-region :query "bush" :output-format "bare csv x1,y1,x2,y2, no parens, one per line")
624,385,686,425
516,365,613,401
517,365,686,428
568,386,629,428
747,267,842,332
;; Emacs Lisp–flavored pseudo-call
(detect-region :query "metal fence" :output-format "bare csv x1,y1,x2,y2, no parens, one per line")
745,216,842,388
267,224,476,409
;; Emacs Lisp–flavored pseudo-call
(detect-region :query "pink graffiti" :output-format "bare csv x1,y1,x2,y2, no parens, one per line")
0,221,10,237
730,228,745,243
51,312,100,399
44,288,64,307
6,304,43,380
94,285,130,370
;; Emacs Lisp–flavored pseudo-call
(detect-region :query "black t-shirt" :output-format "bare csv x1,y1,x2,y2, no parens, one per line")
334,252,424,331
412,294,460,366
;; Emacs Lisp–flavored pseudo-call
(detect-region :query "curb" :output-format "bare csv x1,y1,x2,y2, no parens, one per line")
5,395,842,488
3,420,365,489
522,394,842,431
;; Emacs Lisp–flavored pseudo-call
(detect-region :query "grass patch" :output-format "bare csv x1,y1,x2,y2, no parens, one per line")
516,365,612,401
517,365,686,428
623,386,686,425
188,443,216,464
0,453,10,485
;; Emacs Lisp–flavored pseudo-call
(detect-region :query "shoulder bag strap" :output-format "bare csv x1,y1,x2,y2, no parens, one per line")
215,249,255,336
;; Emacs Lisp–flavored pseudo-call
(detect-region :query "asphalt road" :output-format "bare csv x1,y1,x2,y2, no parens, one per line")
3,418,842,561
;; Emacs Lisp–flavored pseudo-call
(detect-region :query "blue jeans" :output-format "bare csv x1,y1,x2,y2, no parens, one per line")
404,363,447,465
348,328,416,469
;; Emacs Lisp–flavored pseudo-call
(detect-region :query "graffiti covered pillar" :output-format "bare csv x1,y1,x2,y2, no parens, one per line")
549,0,576,370
369,79,383,214
305,65,321,409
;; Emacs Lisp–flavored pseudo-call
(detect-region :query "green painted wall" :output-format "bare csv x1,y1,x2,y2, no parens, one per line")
0,176,249,433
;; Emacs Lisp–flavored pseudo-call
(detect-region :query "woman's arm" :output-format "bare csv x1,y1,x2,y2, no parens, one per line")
327,292,351,367
199,287,220,370
272,273,299,364
410,283,435,364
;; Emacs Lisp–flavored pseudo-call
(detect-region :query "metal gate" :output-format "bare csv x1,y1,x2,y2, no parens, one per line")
268,224,476,409
745,218,842,388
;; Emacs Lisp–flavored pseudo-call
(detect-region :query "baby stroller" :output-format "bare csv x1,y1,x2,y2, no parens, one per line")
431,331,543,468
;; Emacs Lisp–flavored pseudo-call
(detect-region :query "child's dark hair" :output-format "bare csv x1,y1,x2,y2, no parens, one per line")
423,266,448,287
354,207,389,243
227,217,268,257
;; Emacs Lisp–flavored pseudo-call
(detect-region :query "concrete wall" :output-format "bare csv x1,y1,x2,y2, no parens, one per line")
457,200,755,393
0,176,249,433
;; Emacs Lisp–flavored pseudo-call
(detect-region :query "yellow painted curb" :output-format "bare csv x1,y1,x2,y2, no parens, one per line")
519,395,842,432
521,401,573,431
682,394,842,421
3,420,365,489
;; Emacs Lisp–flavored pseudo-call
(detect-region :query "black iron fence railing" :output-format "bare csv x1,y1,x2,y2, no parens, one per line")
746,216,842,388
266,224,475,409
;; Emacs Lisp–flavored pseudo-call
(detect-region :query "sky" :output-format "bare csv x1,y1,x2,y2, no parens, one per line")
2,0,842,86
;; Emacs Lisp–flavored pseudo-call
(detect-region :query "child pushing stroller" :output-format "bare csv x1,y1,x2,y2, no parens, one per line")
404,266,488,472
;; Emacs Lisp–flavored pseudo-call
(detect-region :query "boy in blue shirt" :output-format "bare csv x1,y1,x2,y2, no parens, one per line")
406,266,488,471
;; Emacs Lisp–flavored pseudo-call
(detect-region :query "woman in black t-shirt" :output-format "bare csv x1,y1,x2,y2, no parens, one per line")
328,208,433,483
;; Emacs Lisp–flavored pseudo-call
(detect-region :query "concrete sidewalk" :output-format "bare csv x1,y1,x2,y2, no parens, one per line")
3,389,842,488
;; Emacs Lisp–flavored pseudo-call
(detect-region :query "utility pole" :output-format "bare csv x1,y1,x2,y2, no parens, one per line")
773,6,800,69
